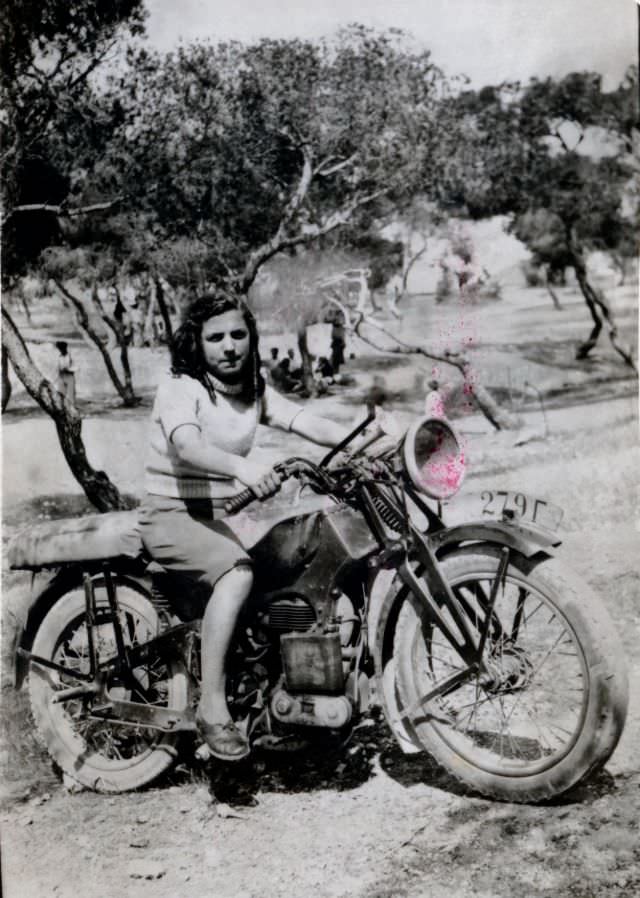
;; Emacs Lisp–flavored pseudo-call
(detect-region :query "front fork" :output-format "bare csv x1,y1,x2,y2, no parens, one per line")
393,532,510,720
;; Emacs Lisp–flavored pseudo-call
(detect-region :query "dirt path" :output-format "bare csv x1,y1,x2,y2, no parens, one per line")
2,388,638,898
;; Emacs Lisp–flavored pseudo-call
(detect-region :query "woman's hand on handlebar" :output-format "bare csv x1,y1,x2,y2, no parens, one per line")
236,459,283,500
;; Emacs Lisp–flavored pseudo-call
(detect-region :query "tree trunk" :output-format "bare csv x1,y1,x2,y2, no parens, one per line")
154,276,174,345
402,242,428,293
544,267,563,310
18,288,33,325
571,250,636,370
116,322,137,402
56,279,140,405
354,316,521,431
1,307,126,511
2,346,12,413
457,359,520,430
296,326,316,396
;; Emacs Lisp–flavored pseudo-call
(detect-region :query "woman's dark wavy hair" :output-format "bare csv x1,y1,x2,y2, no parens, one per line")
170,290,265,403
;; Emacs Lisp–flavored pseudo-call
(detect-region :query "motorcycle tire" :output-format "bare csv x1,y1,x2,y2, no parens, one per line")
393,546,628,803
28,577,189,793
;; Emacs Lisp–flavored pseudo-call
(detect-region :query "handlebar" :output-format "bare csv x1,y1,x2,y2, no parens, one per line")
224,487,257,515
223,451,395,515
223,459,314,515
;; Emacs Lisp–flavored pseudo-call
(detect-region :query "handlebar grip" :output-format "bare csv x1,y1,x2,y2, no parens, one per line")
224,488,256,515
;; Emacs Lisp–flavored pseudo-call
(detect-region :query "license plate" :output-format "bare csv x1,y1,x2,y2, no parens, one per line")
474,489,564,532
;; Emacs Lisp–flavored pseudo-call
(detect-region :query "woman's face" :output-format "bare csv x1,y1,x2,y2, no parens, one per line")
201,309,251,381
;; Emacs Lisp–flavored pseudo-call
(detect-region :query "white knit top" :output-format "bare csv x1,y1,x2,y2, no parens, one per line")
145,372,302,499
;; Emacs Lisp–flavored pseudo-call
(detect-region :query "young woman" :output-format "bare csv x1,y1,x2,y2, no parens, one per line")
139,290,352,761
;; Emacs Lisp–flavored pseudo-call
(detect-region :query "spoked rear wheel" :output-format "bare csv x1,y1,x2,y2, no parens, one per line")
394,546,628,802
28,578,189,793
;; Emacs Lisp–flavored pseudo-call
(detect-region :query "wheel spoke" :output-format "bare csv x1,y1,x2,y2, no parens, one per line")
400,558,589,777
48,592,176,763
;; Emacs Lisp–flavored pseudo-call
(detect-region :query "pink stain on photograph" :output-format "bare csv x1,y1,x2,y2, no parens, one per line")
419,450,466,497
414,419,466,498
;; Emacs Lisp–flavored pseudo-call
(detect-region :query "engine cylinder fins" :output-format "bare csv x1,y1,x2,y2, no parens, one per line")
267,597,316,632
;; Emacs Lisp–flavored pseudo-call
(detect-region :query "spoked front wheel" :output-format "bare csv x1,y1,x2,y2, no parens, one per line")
393,546,628,802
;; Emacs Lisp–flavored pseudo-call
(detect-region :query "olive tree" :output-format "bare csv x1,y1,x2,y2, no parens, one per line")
442,73,637,369
1,0,146,509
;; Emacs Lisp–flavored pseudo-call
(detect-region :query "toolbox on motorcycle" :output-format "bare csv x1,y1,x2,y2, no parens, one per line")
280,632,344,694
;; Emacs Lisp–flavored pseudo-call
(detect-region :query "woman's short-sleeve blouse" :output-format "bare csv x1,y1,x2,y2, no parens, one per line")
145,373,302,500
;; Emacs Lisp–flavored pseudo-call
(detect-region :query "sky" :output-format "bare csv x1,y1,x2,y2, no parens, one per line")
144,0,637,89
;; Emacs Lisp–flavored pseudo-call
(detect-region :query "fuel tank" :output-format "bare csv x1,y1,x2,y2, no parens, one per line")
249,499,379,595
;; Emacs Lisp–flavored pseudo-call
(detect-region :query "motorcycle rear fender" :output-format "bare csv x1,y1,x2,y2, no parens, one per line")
11,568,75,689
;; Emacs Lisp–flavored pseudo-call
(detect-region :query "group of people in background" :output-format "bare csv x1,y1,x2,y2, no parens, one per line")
45,304,351,412
261,306,350,396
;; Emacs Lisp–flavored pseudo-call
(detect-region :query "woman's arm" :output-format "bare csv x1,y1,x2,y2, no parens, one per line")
172,425,279,496
290,409,351,448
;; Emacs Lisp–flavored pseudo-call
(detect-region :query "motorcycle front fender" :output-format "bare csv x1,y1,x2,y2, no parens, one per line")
368,518,559,649
428,518,561,559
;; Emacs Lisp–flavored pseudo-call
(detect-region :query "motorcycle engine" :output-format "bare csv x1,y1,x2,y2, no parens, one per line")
238,593,363,734
264,596,316,633
264,593,355,645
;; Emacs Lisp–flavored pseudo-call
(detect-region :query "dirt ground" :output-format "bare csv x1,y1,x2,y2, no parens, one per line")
1,282,638,898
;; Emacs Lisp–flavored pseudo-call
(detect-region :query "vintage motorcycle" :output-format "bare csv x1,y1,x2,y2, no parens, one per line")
10,406,628,801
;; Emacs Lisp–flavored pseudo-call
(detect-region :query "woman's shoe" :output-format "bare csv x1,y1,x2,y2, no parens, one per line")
195,712,250,761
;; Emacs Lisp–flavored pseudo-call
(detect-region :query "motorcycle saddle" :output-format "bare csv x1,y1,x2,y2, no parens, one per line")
8,511,143,571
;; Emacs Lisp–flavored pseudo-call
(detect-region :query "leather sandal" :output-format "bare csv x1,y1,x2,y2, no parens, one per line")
195,712,250,761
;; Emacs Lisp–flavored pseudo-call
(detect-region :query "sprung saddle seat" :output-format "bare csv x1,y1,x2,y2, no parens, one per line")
8,494,337,572
8,511,143,572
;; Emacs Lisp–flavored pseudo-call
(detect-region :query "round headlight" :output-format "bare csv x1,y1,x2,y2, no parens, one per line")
402,416,465,500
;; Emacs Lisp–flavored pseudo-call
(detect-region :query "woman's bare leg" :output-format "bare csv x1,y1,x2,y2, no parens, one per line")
198,564,253,724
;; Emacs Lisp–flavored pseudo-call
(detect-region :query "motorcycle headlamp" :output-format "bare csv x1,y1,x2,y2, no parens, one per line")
401,416,465,500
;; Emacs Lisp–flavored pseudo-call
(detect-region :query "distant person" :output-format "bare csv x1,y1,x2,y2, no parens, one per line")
386,273,403,317
262,347,281,383
113,297,133,346
55,341,76,407
316,356,334,381
425,378,446,418
313,356,335,393
355,268,372,315
268,347,280,369
276,357,304,394
287,348,304,381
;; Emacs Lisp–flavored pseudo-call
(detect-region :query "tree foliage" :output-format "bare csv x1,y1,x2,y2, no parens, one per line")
1,0,147,280
91,27,447,290
443,70,638,366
